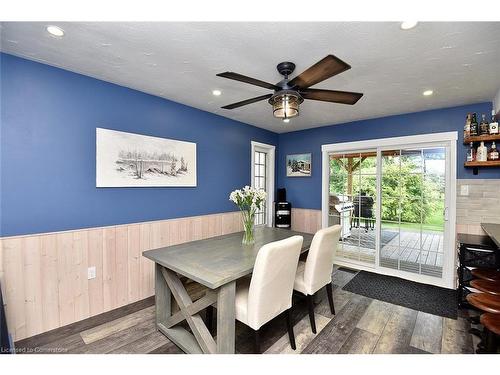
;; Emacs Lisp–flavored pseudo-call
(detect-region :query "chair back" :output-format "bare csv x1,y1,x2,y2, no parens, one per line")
247,235,303,329
303,225,342,295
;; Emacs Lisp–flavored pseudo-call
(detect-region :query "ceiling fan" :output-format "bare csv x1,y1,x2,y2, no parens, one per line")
216,54,363,122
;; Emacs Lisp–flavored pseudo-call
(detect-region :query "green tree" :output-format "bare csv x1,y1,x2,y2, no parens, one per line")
329,156,443,226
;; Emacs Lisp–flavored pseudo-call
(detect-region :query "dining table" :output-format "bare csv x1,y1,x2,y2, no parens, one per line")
142,227,313,354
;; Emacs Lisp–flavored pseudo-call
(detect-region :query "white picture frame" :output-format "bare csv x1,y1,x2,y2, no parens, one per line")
96,128,197,187
286,153,312,177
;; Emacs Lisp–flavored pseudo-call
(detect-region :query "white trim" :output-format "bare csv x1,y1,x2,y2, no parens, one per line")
322,131,458,289
321,150,329,229
321,131,458,153
444,139,458,289
251,141,275,228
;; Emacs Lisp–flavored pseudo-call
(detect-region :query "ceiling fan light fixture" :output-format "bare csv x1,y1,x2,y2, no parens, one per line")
269,91,303,120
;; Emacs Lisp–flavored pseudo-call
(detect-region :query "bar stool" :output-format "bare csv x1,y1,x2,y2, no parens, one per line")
479,313,500,353
466,293,500,314
466,292,500,353
465,269,500,326
470,279,500,296
471,268,500,282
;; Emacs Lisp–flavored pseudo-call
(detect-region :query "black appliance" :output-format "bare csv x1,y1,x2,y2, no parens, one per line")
352,192,375,231
456,233,499,308
275,188,291,229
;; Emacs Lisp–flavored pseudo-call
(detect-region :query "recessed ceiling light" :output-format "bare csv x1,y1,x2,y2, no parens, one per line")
212,90,222,96
400,21,418,30
423,90,434,96
283,119,290,123
46,25,65,37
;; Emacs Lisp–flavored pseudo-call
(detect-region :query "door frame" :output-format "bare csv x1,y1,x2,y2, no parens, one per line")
251,141,275,227
321,132,457,289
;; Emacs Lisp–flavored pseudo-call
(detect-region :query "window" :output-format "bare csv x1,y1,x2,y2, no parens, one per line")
251,141,275,228
254,150,267,226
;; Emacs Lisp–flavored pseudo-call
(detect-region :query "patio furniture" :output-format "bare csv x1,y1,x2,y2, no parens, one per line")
351,192,374,232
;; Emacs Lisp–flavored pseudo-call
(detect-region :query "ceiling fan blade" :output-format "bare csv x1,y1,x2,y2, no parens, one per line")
301,89,363,105
221,94,273,109
216,72,279,90
289,55,351,89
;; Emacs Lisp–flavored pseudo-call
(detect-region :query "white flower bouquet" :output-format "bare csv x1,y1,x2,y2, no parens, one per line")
229,186,267,244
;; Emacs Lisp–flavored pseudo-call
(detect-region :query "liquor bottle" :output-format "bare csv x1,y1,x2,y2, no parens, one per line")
464,113,471,139
466,142,475,162
489,110,499,135
470,113,479,136
476,141,488,162
479,114,490,135
488,141,499,161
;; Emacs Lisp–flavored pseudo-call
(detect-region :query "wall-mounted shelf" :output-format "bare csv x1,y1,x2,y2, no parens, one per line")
464,160,500,175
463,134,500,144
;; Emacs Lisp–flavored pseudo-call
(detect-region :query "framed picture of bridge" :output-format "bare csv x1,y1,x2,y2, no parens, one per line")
286,153,312,177
96,128,197,187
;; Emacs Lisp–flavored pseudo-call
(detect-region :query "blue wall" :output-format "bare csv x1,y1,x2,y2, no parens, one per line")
2,53,497,236
277,102,499,210
0,53,278,237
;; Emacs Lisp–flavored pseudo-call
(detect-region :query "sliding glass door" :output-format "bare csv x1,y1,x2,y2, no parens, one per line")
380,146,446,278
323,134,455,287
329,150,377,265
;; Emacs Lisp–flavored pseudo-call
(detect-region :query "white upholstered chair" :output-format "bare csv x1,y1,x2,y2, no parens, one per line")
235,235,304,353
293,225,342,333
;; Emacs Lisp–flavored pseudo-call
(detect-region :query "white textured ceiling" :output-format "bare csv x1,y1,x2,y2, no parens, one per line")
1,22,500,133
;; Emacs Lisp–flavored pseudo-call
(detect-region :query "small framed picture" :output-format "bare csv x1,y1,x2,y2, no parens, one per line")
286,153,312,177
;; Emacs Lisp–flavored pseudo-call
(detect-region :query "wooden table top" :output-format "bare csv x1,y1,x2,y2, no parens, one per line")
143,227,314,289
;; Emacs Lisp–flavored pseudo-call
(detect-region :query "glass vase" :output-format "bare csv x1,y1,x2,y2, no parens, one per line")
241,210,255,245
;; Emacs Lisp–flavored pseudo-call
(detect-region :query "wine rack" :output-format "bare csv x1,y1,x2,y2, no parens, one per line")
463,133,500,174
463,134,500,144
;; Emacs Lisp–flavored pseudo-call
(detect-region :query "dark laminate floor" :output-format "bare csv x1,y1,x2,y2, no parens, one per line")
14,267,478,354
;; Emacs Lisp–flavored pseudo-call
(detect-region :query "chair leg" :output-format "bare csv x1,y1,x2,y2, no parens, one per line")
306,294,317,334
253,329,261,354
285,308,296,350
326,283,336,315
206,305,213,334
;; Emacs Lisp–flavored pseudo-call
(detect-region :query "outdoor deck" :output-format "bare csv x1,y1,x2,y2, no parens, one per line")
336,227,444,277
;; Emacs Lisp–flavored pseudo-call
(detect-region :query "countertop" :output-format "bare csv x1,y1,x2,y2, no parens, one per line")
481,223,500,248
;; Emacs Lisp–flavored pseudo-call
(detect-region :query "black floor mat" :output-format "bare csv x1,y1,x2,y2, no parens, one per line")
342,270,458,319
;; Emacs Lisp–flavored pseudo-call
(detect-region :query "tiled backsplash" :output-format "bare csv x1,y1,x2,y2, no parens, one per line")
456,179,500,235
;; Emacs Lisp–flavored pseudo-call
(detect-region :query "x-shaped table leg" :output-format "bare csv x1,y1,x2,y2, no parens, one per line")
160,267,217,354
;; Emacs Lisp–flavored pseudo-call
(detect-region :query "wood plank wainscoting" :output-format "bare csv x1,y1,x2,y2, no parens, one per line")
291,208,322,235
0,208,322,342
0,212,245,342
